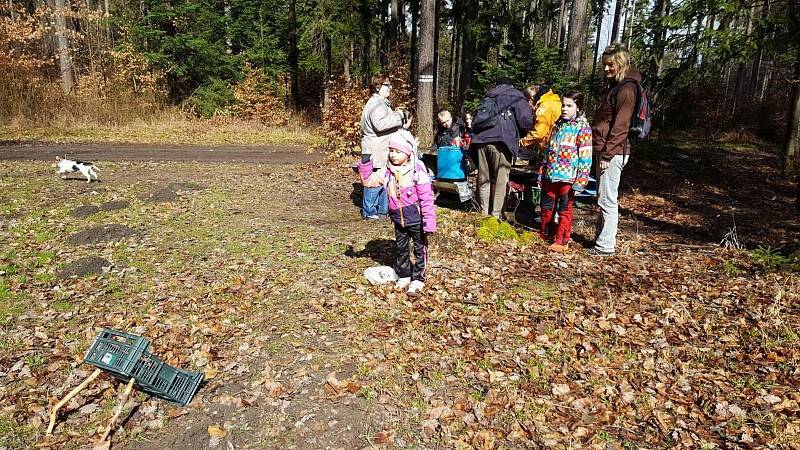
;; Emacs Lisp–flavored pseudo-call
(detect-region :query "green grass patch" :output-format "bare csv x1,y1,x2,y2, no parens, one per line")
0,337,23,352
53,300,74,312
0,262,17,275
34,272,55,283
0,294,27,326
0,415,35,449
24,353,44,370
36,250,56,266
0,279,11,300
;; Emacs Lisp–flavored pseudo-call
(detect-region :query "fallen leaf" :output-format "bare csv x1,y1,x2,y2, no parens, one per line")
204,366,219,380
208,424,228,438
552,384,570,396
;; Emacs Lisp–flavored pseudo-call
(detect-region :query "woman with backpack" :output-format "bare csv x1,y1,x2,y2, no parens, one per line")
587,43,644,256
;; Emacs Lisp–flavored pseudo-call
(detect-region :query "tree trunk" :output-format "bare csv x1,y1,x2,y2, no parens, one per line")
457,0,477,106
380,0,389,66
760,62,771,101
610,0,623,43
433,0,440,106
624,0,636,47
390,0,400,42
224,1,233,55
449,21,458,102
410,0,419,84
526,0,537,40
323,37,332,110
651,0,669,77
344,42,352,81
784,64,800,178
103,0,111,40
54,0,74,94
567,0,590,75
417,0,435,147
544,20,552,47
360,0,372,80
398,0,406,33
611,0,625,44
592,0,604,74
556,0,567,49
749,1,767,98
288,0,299,106
721,64,733,121
731,63,749,119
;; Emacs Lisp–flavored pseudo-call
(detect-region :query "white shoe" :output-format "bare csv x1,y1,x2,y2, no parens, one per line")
407,280,424,296
395,277,411,289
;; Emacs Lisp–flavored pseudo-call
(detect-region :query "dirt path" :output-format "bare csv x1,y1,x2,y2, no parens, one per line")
0,142,323,164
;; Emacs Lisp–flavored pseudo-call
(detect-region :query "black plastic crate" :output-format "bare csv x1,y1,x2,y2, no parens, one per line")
129,351,203,406
83,328,150,379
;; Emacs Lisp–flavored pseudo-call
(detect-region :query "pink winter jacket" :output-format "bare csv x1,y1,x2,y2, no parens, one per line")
358,158,437,233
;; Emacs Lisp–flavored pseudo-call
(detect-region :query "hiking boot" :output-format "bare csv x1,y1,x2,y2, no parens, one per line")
585,247,615,257
395,277,411,289
407,280,425,296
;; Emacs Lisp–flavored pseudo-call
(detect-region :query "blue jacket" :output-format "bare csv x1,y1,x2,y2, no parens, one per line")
470,84,534,157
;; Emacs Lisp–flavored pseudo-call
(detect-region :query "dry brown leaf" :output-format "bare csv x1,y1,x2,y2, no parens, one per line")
203,366,219,380
373,430,392,444
207,424,228,438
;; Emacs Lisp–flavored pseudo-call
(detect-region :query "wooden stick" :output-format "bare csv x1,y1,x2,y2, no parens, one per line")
47,368,102,434
100,377,135,442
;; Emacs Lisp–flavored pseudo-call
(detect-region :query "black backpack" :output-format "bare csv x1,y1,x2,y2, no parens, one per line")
611,80,652,142
472,96,502,133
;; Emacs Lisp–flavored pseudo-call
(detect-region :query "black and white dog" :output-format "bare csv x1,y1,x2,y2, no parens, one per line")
55,156,99,183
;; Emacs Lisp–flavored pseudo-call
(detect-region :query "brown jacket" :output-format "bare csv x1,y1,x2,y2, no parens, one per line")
592,68,642,161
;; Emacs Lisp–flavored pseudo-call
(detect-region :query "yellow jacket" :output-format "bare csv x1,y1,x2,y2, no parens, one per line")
520,90,562,151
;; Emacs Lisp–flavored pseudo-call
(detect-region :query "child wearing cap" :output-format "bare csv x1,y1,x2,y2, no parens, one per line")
360,129,437,295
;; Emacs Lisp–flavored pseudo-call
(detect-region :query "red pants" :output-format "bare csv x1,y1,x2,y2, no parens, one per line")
540,181,575,245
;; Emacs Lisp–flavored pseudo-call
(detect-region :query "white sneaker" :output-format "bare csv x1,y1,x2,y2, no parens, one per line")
395,277,411,289
407,280,424,296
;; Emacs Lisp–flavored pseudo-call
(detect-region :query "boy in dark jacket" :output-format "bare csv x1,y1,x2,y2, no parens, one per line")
470,82,534,218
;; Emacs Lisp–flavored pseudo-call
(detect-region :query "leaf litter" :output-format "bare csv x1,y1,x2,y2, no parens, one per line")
0,155,797,449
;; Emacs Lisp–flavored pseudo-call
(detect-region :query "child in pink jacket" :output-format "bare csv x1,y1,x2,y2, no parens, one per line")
359,130,437,295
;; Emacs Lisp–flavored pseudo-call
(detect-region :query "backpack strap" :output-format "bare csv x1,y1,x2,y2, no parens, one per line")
608,80,642,138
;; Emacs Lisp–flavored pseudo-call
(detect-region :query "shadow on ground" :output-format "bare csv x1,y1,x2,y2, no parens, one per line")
344,239,395,266
618,135,800,249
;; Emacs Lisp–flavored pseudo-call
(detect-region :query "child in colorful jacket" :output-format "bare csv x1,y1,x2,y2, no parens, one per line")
359,130,437,295
538,90,592,251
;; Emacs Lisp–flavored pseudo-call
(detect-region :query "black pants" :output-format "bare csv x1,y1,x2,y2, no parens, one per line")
395,223,428,282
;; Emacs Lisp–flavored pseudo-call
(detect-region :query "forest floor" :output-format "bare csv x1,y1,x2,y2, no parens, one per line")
0,133,798,450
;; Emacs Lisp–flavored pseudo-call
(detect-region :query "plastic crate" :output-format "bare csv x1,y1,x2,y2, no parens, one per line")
83,328,151,379
129,351,204,406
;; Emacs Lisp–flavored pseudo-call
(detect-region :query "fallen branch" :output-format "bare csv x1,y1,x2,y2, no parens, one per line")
47,368,102,434
100,377,136,442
